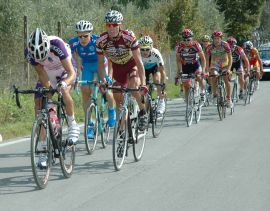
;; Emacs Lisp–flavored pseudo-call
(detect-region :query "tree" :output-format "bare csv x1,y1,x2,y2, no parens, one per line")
215,0,265,40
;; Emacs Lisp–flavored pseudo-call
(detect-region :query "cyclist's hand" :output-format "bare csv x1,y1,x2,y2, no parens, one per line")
174,76,180,86
57,81,68,90
139,85,148,96
203,72,209,78
105,75,113,86
99,82,107,94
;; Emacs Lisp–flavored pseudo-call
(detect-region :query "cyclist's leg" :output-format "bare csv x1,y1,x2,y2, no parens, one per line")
80,66,93,113
209,66,218,97
221,66,232,106
237,67,244,98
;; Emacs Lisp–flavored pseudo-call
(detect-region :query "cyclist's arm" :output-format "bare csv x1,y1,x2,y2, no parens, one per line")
257,54,263,71
158,65,166,84
227,52,233,71
198,51,206,73
61,57,76,86
176,53,182,76
98,54,106,83
34,64,51,88
240,52,250,72
72,51,82,75
132,48,146,86
108,59,113,78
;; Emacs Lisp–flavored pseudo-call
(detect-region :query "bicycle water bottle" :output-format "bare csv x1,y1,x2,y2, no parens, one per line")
48,103,60,138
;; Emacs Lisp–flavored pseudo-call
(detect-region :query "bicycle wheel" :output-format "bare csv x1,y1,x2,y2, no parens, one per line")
84,103,99,154
152,97,166,137
58,112,75,178
244,78,250,105
217,86,226,121
231,82,237,114
186,88,194,127
247,79,254,104
30,117,51,189
112,109,128,171
100,103,110,148
195,88,202,123
133,114,146,162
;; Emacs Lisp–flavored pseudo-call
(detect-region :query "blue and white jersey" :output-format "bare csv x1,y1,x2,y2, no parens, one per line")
141,48,164,70
68,34,99,64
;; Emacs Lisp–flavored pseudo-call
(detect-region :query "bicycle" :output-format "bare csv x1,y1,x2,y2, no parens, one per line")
145,81,166,138
210,70,228,120
107,86,147,171
79,80,111,154
182,73,202,127
244,70,256,105
13,85,75,189
230,72,239,114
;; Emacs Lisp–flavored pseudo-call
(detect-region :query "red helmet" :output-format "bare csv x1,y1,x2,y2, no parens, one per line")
227,37,237,46
212,31,223,38
181,29,194,39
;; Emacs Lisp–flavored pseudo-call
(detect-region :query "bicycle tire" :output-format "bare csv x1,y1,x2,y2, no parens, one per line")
231,82,237,114
30,117,51,189
100,102,110,148
58,112,75,178
152,97,166,137
195,88,202,123
84,103,99,154
112,109,128,171
186,88,194,127
133,114,146,162
244,78,250,105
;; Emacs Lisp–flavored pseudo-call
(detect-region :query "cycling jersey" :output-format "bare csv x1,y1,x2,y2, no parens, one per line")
206,41,231,69
25,36,73,88
230,46,244,73
246,48,260,67
96,30,139,86
68,34,108,82
176,41,202,65
68,34,99,64
141,48,164,70
96,30,139,65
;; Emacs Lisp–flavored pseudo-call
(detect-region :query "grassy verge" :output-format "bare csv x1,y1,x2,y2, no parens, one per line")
0,81,181,141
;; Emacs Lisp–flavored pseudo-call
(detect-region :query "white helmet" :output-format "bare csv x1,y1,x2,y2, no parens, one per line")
139,36,153,48
28,28,50,61
105,10,123,24
243,41,253,51
75,20,93,32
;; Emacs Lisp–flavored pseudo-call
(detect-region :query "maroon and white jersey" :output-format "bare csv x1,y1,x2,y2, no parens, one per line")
96,30,139,65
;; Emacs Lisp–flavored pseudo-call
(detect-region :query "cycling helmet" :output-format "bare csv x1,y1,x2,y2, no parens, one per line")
181,29,194,39
105,10,123,24
75,20,93,32
201,34,211,42
227,37,237,46
28,28,50,61
139,36,153,48
212,31,223,38
243,41,253,51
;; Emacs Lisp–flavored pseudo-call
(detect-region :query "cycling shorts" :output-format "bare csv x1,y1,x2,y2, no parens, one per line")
145,65,159,83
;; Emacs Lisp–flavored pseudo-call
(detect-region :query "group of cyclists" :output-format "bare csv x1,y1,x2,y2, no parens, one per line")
25,10,167,168
175,28,263,108
24,8,263,169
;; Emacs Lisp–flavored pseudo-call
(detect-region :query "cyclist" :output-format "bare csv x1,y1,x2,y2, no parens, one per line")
201,34,212,53
138,35,166,114
243,41,263,90
25,28,80,167
201,34,212,94
206,31,233,107
96,10,148,131
68,20,116,138
175,29,206,102
227,37,250,99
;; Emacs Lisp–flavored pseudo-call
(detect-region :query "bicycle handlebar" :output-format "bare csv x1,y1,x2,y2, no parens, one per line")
12,85,59,109
107,86,140,92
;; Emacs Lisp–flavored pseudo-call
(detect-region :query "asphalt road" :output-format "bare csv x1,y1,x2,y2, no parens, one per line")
0,81,270,211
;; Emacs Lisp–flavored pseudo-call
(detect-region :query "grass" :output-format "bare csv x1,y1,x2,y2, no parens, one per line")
0,81,181,141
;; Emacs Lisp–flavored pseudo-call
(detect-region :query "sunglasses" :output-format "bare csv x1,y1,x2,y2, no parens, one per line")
184,38,192,41
78,34,90,39
141,48,150,52
106,23,120,28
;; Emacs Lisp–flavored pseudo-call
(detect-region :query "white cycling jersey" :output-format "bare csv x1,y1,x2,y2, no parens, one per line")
141,48,164,70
